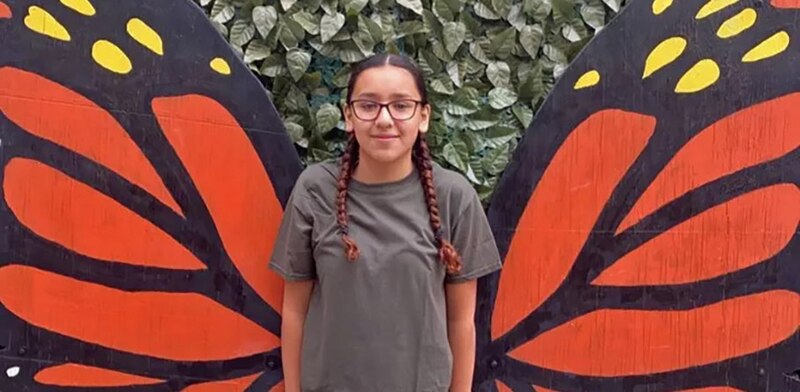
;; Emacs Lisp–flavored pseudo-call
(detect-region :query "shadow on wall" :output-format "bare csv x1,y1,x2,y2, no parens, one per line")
0,0,799,391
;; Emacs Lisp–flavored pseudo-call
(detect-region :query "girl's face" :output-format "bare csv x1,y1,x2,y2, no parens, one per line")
344,65,430,166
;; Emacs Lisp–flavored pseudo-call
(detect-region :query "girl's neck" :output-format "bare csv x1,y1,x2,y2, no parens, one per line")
352,151,414,184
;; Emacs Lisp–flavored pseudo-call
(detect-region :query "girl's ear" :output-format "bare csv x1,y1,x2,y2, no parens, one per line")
418,103,431,134
343,103,354,133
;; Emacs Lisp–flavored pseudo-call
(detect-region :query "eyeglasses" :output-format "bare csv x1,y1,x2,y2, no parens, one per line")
348,99,423,121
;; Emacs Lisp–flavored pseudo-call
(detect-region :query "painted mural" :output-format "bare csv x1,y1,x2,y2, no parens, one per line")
0,0,798,391
477,0,800,389
0,0,302,390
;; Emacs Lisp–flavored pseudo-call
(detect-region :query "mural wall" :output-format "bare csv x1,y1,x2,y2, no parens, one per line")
478,0,800,389
0,0,301,390
0,0,797,391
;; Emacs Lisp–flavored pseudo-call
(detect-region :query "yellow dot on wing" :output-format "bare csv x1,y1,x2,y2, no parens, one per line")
59,0,95,16
210,58,231,75
127,18,163,55
643,37,687,79
675,59,720,93
696,0,737,19
742,31,790,62
24,6,71,41
574,70,600,89
716,8,756,39
92,40,133,74
653,0,673,15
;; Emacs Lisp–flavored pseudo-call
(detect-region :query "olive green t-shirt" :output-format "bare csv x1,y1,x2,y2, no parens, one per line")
269,159,502,391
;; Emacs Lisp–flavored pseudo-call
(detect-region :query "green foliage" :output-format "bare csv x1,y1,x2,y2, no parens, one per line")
197,0,625,203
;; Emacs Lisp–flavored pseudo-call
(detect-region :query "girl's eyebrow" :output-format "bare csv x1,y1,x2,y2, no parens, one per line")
355,92,380,99
355,92,417,99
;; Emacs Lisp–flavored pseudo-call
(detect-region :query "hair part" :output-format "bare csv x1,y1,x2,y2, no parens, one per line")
345,53,428,104
337,53,462,274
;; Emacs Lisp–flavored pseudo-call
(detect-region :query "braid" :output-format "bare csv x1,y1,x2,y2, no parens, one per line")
414,137,463,274
337,135,360,261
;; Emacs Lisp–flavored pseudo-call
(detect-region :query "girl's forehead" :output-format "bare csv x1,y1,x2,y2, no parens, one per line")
351,66,421,99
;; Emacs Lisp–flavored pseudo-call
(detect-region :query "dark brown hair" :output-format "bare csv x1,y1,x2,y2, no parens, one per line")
337,53,462,274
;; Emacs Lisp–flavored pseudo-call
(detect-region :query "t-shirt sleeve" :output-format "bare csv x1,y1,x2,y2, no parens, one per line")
269,184,316,281
445,188,502,284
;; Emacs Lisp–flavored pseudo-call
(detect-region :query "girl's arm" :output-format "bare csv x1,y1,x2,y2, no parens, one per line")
281,280,314,392
446,280,478,392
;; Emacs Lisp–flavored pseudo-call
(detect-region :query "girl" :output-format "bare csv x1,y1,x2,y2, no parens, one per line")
270,53,502,391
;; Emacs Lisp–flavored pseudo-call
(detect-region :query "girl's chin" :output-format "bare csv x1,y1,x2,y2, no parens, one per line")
360,148,412,164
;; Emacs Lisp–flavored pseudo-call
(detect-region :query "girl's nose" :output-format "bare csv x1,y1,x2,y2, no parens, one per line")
375,106,394,126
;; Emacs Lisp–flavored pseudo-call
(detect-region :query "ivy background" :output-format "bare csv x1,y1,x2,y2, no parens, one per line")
195,0,627,203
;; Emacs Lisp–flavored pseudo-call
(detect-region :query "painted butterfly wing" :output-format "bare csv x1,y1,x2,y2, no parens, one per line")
477,0,800,390
0,0,300,390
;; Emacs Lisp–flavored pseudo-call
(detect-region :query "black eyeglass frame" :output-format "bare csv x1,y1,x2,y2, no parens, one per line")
347,99,426,121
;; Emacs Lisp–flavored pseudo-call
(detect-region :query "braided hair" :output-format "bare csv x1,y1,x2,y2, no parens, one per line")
337,53,462,274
